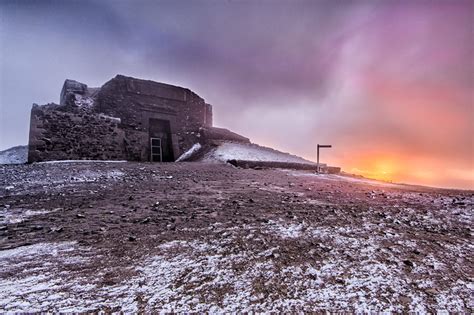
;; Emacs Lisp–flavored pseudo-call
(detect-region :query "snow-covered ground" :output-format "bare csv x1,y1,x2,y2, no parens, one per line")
0,145,27,164
0,242,99,312
0,162,472,312
1,219,471,312
202,142,315,164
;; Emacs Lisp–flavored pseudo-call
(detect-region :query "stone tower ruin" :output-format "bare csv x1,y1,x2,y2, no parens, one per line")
28,75,248,163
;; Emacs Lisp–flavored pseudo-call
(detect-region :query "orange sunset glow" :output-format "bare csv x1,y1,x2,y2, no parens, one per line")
327,151,473,190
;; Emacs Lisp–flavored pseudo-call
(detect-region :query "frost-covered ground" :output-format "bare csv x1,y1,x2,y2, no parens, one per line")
0,162,472,312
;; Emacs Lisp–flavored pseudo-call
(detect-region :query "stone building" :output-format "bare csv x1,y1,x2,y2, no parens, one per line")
28,75,248,163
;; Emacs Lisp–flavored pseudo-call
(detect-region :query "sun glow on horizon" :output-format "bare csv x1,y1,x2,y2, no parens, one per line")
345,156,398,182
341,153,473,190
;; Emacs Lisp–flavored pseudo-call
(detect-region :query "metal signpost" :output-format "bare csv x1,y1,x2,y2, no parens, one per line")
317,144,332,173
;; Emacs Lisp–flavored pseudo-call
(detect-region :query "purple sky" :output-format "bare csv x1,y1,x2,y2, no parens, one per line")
1,0,472,188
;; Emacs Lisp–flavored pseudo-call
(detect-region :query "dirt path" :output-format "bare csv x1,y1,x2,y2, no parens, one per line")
0,162,472,312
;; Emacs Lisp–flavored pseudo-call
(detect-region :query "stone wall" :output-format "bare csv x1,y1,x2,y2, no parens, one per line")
95,75,210,129
28,104,125,163
94,75,212,158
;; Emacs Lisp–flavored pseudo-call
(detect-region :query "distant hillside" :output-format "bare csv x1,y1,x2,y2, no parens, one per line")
0,145,28,164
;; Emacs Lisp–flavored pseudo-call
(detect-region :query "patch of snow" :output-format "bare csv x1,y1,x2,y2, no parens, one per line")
0,242,108,312
61,170,125,183
17,169,127,186
2,168,126,194
176,143,202,162
0,145,27,165
37,160,127,164
203,142,314,164
74,94,95,107
98,113,121,123
265,219,305,238
0,208,58,225
0,241,78,261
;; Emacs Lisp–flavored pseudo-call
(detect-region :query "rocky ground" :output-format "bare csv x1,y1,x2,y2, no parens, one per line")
0,161,472,312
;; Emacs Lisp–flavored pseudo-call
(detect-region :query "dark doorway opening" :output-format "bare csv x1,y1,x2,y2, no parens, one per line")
149,119,174,162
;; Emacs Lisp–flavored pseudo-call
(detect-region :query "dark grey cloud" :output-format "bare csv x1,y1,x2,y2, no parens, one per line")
0,0,372,147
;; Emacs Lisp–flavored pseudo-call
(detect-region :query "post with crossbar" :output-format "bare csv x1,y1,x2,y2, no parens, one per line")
316,144,332,173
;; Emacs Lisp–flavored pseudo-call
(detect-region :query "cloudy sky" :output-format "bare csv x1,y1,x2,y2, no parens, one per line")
1,0,473,189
